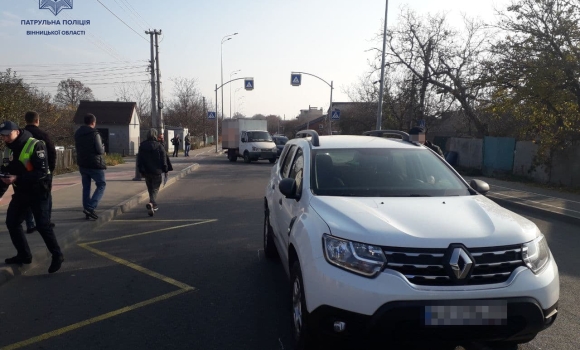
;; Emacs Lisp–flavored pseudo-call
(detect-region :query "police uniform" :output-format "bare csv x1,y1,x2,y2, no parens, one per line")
0,121,63,273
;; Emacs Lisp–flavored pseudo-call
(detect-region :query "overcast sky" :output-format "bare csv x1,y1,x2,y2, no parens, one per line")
1,0,508,121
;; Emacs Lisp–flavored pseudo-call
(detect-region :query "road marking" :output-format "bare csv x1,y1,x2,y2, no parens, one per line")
113,219,214,222
491,191,580,214
491,184,580,205
79,243,195,290
0,218,216,350
83,219,217,245
0,289,192,350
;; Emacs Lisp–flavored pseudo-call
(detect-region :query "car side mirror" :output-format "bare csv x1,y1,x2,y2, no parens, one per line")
470,179,490,195
279,178,299,200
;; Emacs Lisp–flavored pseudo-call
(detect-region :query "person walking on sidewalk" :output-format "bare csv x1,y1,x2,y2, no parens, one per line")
0,121,64,273
74,113,106,220
184,133,191,157
171,134,180,157
24,111,57,230
408,126,444,157
137,129,169,216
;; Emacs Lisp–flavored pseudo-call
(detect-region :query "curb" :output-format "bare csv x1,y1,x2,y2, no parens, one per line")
488,194,580,226
0,163,199,287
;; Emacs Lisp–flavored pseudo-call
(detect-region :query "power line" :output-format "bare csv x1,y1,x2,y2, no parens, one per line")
95,0,148,42
27,80,149,86
6,65,147,74
120,0,151,29
112,0,147,32
0,60,146,67
18,72,147,80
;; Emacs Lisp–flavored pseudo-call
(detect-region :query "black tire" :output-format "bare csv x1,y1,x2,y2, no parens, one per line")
263,212,277,259
243,152,251,163
291,261,317,350
269,158,276,164
228,151,237,162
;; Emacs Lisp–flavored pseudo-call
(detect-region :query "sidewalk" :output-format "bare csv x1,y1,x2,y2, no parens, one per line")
0,146,217,286
465,176,580,223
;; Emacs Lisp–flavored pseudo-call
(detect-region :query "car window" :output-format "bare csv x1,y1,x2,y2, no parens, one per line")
310,148,469,197
288,148,304,193
281,145,297,178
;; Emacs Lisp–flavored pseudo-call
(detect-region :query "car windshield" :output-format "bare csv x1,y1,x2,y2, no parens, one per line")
310,148,471,197
247,131,272,142
274,137,288,146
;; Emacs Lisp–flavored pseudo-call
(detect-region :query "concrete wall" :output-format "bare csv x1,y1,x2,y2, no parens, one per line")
550,144,580,187
447,138,483,169
513,142,549,183
128,110,140,156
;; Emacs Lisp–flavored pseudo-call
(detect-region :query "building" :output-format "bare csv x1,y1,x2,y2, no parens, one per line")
74,100,140,156
296,106,324,124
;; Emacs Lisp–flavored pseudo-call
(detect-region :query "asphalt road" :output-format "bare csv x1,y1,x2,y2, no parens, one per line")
0,152,578,350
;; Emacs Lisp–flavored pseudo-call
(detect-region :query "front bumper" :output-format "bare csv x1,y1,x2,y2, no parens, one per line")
310,298,557,344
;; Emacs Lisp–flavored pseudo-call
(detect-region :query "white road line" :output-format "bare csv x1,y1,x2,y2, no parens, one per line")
490,184,580,205
491,192,580,214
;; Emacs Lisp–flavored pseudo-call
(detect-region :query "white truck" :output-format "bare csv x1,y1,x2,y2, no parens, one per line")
222,118,277,163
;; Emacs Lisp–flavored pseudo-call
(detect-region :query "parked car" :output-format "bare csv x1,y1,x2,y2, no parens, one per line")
272,135,288,157
264,130,559,349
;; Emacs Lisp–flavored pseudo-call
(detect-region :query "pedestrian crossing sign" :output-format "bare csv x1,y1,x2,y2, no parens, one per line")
244,78,254,91
291,73,301,86
331,109,340,120
208,111,216,120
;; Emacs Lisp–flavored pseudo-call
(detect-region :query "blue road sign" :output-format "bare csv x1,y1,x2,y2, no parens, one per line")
291,73,302,86
331,109,340,120
244,78,254,91
208,111,216,120
419,119,426,128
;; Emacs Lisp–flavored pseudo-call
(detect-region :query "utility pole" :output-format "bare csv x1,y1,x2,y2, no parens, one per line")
146,30,157,132
376,0,389,130
154,29,163,136
203,96,206,146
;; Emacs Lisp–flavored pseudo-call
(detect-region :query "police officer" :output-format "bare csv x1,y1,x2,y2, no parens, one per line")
0,121,64,273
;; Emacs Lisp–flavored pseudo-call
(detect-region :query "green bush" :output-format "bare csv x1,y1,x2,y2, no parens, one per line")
104,153,125,166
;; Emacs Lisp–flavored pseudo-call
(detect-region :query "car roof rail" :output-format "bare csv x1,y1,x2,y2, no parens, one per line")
296,129,320,146
363,130,410,141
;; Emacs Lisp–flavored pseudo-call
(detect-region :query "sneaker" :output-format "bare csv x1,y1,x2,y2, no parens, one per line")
48,255,64,273
26,227,37,234
5,256,32,264
83,208,98,220
153,206,158,212
146,203,154,216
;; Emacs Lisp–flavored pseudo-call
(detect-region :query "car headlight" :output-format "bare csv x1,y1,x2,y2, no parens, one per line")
522,235,551,274
252,146,259,151
323,234,386,277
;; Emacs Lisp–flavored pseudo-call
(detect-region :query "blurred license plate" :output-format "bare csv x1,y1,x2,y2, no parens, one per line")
424,301,507,326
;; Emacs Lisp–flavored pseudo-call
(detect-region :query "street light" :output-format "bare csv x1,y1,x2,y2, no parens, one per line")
221,32,238,120
290,71,334,136
230,69,241,118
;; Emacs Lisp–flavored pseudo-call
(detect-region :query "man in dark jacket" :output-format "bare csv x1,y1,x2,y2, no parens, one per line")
171,134,180,157
137,129,168,216
74,113,106,220
409,126,444,157
24,111,56,230
0,121,64,273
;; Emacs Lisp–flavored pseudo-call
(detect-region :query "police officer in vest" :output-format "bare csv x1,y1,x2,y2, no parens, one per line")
0,121,64,273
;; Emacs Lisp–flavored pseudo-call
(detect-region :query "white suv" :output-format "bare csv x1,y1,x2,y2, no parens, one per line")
263,130,559,349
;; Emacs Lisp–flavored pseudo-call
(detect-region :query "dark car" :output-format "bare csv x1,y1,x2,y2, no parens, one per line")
272,135,288,157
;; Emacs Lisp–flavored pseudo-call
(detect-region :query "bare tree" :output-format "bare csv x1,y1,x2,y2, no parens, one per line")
165,77,205,135
115,82,151,128
54,78,94,109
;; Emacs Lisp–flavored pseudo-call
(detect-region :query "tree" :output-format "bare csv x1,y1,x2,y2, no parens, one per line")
54,78,94,109
165,77,205,135
384,9,492,136
488,0,580,163
115,82,151,128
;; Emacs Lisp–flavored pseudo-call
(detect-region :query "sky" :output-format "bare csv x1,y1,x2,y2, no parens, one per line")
0,0,508,121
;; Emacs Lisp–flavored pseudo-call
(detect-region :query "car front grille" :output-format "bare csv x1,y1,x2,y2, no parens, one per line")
383,245,526,286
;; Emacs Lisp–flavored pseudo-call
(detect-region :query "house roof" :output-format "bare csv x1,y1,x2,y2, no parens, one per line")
73,100,136,125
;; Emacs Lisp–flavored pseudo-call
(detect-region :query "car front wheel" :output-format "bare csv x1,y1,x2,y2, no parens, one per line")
291,261,316,350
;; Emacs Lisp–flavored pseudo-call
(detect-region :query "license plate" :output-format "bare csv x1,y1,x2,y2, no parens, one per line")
424,301,507,326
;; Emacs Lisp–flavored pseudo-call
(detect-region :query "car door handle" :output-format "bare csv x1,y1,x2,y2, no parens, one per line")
279,198,283,205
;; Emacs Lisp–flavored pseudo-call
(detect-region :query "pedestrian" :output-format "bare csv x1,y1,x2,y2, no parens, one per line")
24,111,56,230
158,134,173,172
408,126,444,157
74,113,106,220
171,134,180,157
137,129,169,216
0,121,64,273
184,133,191,157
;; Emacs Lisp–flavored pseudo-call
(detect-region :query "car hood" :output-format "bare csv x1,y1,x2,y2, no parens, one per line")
309,195,538,248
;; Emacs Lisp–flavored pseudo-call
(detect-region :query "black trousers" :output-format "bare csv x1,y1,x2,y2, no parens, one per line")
173,145,179,157
145,174,162,206
6,191,62,259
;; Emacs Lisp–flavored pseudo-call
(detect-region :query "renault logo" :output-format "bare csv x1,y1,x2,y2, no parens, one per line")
449,248,473,279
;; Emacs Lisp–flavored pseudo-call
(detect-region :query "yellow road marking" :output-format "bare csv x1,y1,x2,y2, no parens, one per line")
0,289,193,350
79,244,195,290
113,219,214,222
83,219,217,245
0,218,216,350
